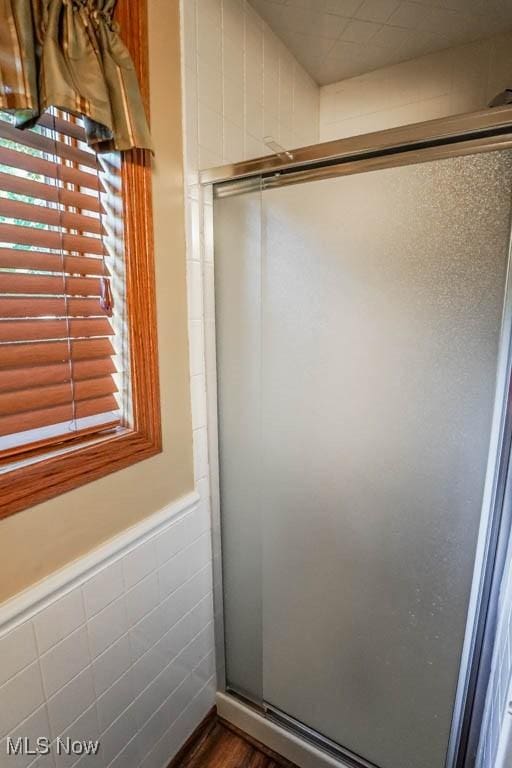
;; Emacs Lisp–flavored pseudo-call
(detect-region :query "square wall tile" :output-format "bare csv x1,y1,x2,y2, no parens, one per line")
92,634,132,699
1,705,52,768
123,539,158,592
54,704,101,768
40,627,91,699
47,667,95,740
96,668,136,733
126,573,160,627
190,375,207,430
87,596,129,659
198,102,223,157
82,561,124,620
34,592,85,655
189,321,205,377
187,261,204,323
193,427,209,481
0,621,37,687
156,516,190,568
0,662,45,738
198,56,223,114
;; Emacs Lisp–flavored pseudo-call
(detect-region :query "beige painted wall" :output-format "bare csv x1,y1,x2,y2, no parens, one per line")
0,0,194,603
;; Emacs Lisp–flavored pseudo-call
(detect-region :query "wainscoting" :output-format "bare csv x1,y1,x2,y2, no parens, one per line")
0,492,215,768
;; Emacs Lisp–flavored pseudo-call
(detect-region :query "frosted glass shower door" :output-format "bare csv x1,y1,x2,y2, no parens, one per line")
214,150,512,768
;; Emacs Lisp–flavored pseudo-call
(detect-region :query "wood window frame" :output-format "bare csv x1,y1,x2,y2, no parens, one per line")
0,0,162,520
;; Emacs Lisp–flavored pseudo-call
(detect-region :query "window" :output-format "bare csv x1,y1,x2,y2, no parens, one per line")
0,2,161,518
0,110,124,454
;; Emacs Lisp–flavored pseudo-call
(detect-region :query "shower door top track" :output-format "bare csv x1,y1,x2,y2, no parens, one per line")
200,104,512,188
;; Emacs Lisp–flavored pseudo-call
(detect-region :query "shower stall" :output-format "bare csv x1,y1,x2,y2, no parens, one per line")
201,108,512,768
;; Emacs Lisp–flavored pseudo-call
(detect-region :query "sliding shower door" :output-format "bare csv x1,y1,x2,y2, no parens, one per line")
214,150,512,768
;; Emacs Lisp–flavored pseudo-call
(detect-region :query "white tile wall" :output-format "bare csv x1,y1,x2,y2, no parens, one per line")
182,0,319,181
319,29,512,141
0,498,214,768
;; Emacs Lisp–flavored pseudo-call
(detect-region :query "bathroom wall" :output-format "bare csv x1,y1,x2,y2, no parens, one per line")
0,493,214,768
0,0,195,603
319,30,512,141
181,0,319,179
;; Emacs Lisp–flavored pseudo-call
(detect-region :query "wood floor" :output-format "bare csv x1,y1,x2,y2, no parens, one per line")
170,711,298,768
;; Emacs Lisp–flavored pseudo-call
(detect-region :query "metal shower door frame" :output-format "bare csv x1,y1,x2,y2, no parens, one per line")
201,105,512,768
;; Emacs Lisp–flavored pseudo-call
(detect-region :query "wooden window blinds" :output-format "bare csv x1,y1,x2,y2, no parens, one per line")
0,110,123,457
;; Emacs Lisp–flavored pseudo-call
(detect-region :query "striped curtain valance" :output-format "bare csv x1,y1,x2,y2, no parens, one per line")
0,0,152,153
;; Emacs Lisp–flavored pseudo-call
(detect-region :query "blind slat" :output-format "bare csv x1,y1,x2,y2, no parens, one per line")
0,399,119,438
0,223,105,254
0,376,117,417
0,297,108,318
0,273,103,296
0,172,102,214
0,249,108,276
0,198,104,236
0,403,73,437
36,114,88,142
0,121,98,170
74,376,118,402
0,358,117,392
0,147,102,192
0,338,115,369
76,394,119,419
0,318,114,343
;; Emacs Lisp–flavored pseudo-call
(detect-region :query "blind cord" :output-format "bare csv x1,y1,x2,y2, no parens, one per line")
51,110,77,434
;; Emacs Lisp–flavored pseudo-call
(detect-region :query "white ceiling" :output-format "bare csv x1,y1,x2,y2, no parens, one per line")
248,0,512,85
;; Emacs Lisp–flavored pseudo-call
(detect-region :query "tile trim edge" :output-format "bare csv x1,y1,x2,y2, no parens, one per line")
0,490,200,637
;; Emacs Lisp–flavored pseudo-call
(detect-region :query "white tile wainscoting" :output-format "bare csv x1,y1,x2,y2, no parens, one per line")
0,491,215,768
